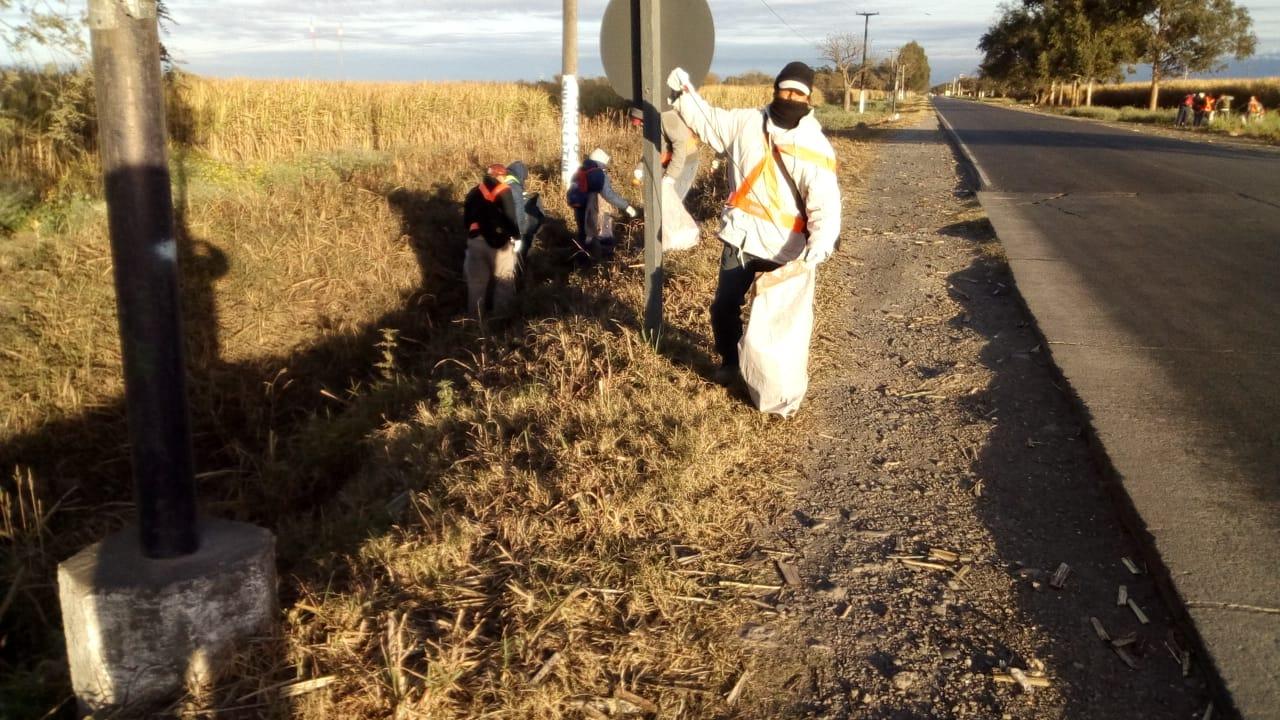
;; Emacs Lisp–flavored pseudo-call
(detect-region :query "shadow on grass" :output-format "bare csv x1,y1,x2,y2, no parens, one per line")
0,144,738,716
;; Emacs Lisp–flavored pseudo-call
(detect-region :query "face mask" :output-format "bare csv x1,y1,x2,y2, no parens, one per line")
769,97,810,129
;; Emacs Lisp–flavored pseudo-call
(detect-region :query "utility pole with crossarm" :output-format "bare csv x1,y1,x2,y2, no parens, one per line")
856,11,878,114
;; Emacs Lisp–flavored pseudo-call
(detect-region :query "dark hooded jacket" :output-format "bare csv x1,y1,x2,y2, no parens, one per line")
566,160,630,211
504,161,531,237
464,175,520,249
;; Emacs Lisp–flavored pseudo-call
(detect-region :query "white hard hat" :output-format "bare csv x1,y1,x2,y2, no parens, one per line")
589,147,611,166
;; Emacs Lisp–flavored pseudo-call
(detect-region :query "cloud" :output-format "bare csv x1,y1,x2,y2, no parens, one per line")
4,0,1276,85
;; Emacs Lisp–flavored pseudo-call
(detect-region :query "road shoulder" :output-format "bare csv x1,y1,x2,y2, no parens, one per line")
744,112,1209,719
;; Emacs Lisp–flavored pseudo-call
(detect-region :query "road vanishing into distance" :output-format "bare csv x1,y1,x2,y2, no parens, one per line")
933,97,1280,720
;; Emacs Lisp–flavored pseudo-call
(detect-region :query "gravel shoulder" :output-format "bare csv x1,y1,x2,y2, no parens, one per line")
745,112,1214,719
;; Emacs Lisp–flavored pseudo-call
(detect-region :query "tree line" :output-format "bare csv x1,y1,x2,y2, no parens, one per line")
978,0,1256,109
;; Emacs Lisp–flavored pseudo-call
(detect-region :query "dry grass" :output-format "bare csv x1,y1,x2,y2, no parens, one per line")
1089,76,1280,109
0,76,901,718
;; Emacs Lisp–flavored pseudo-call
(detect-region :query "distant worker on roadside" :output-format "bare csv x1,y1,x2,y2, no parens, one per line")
500,161,545,266
1176,93,1194,127
1246,95,1265,124
665,61,841,384
1206,93,1220,123
566,148,638,266
462,163,521,319
629,108,702,200
1193,92,1208,127
629,107,705,251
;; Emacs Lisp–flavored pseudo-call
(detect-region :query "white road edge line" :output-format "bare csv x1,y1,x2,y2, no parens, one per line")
935,102,994,191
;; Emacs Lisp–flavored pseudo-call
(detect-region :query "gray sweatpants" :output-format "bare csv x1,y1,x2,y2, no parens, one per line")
464,237,516,318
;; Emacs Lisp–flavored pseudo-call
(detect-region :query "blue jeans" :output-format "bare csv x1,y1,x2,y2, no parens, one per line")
710,243,781,366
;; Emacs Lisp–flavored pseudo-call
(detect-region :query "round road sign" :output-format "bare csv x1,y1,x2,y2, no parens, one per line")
599,0,715,101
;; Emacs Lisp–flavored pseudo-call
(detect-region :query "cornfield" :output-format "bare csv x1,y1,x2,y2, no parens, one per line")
1089,77,1280,110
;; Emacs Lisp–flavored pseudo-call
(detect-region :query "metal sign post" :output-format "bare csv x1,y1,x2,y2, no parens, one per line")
88,0,199,558
636,0,663,339
600,0,714,344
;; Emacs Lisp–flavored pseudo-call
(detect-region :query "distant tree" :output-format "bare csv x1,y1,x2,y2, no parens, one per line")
979,3,1048,97
897,41,931,93
1039,0,1138,105
818,32,863,111
702,71,721,85
1137,0,1256,108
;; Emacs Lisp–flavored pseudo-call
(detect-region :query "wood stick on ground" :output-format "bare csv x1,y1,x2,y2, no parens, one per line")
1008,668,1037,693
1049,562,1071,589
1117,584,1128,607
726,670,751,706
1128,598,1151,625
277,676,337,699
530,651,562,685
775,560,802,587
992,672,1051,688
1121,556,1142,575
1113,645,1140,670
928,548,960,563
614,687,658,714
900,558,951,572
1090,616,1110,642
1111,633,1137,648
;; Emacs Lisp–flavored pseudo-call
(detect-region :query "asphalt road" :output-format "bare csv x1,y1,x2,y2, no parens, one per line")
933,97,1280,719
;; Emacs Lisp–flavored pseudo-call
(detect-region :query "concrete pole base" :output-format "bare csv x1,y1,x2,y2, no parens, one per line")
57,518,276,714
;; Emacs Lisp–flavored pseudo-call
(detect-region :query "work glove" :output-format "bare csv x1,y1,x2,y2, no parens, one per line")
624,206,638,219
666,67,692,93
802,245,832,267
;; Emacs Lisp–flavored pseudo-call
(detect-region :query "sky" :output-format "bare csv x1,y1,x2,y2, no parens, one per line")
5,0,1280,86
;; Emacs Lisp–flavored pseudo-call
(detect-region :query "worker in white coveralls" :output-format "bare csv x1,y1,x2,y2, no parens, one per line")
666,61,842,384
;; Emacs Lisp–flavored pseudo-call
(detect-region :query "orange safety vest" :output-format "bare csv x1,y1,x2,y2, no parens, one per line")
726,143,836,235
469,180,512,233
476,180,510,203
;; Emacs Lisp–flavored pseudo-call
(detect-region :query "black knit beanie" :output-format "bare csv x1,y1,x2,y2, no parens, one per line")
774,61,815,96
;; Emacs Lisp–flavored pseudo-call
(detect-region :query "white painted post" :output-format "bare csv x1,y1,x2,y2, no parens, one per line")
561,0,580,188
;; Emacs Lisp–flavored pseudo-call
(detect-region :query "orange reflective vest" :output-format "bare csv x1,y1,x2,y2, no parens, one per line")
469,180,512,234
476,180,511,203
726,143,836,235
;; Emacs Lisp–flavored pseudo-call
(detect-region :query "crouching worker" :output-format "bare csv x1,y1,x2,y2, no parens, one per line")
462,164,521,319
566,148,637,265
667,61,841,394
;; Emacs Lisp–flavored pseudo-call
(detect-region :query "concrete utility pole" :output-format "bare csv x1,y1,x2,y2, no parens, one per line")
91,0,199,562
561,0,580,187
888,49,897,115
637,0,663,339
57,2,275,712
856,11,877,114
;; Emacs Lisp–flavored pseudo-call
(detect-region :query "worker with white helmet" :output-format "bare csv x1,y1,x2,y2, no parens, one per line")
666,61,842,383
566,148,638,266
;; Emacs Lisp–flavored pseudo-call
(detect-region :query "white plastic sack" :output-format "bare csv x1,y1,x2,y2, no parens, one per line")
660,181,700,252
739,261,816,417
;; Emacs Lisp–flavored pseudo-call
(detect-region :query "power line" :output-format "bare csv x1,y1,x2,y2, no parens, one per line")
757,0,816,47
